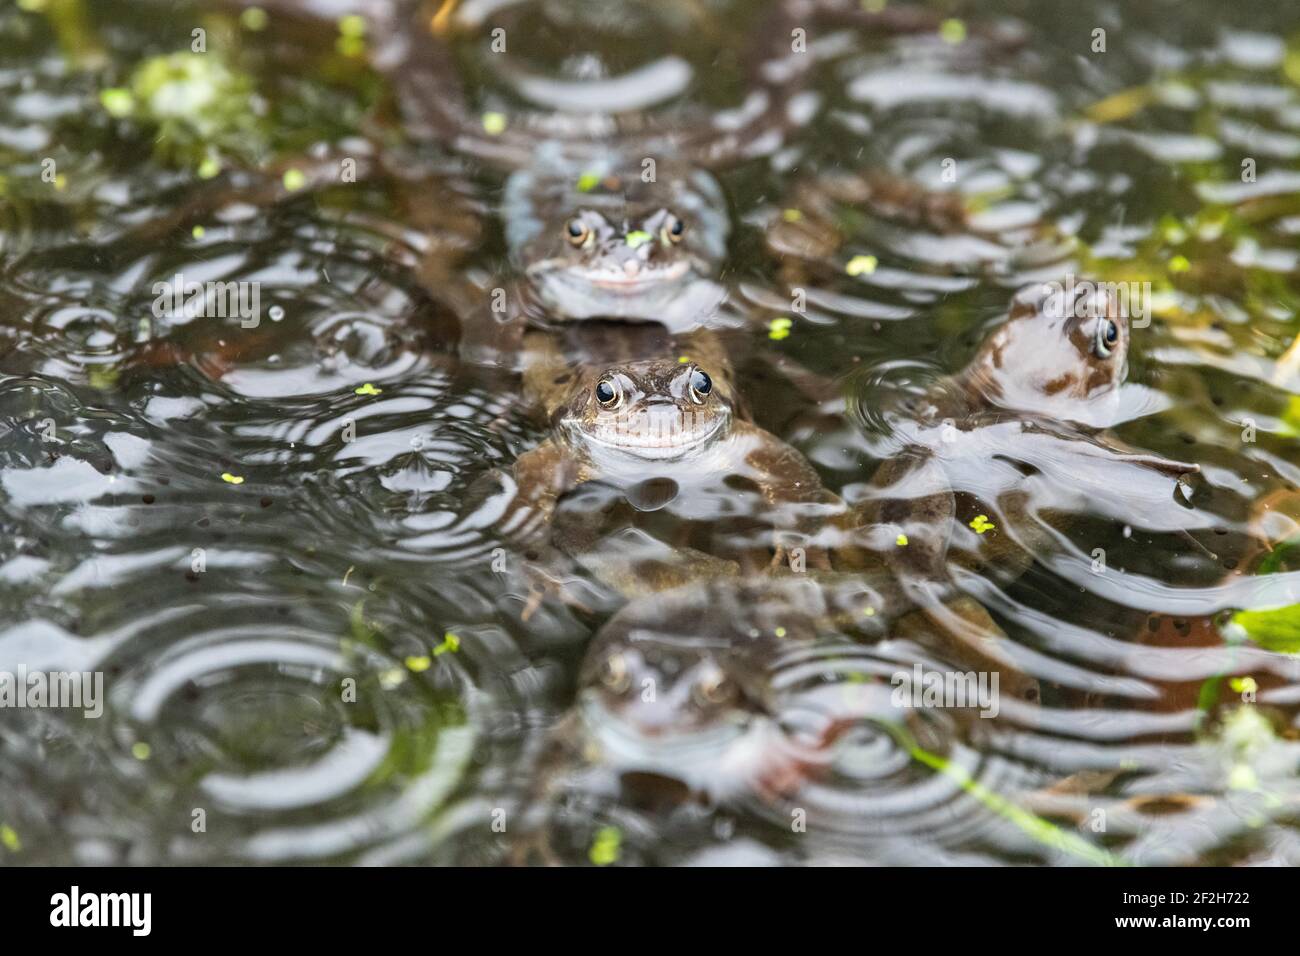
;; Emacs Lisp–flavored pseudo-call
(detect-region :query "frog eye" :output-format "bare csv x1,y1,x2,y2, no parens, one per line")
688,368,712,404
565,217,592,247
661,214,685,244
602,654,630,693
595,376,622,408
1094,319,1120,358
692,666,736,707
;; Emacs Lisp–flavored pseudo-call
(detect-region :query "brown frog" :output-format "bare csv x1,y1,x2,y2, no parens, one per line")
856,280,1203,599
177,1,1022,366
511,570,1038,863
498,324,854,575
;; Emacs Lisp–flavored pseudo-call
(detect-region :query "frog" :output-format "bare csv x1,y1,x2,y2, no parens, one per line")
495,323,857,577
510,570,1039,863
853,280,1203,607
181,0,1021,366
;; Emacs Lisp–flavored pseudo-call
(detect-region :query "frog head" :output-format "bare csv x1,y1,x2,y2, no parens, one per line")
557,358,734,463
579,628,767,740
504,149,729,326
961,279,1132,427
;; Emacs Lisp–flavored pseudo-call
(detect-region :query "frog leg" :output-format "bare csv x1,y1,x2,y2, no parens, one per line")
498,441,604,619
897,598,1042,708
862,448,956,585
733,421,847,571
858,449,1042,705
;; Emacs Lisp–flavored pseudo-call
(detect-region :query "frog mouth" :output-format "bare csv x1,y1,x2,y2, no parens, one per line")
528,258,693,293
576,408,729,459
580,693,753,755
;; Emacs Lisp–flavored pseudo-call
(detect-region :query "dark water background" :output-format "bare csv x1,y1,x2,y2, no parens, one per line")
3,0,1300,865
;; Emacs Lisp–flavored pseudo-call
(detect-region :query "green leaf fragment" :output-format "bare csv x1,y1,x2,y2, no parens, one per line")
846,254,878,276
240,7,269,31
99,87,134,118
1231,604,1300,653
589,826,621,866
887,724,1122,866
940,19,966,44
0,824,20,853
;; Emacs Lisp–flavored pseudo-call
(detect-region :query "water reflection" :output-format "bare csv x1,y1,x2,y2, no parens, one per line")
1,0,1300,866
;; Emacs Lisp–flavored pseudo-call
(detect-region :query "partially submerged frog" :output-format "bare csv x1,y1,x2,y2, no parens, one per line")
512,571,1039,862
502,148,731,327
194,0,1020,363
856,281,1203,594
497,325,853,574
510,574,894,863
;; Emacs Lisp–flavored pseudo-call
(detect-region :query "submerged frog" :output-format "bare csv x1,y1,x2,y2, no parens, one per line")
512,571,1038,862
497,325,853,574
510,574,891,863
856,281,1203,594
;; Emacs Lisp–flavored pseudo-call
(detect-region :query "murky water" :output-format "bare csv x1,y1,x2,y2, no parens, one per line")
3,0,1300,865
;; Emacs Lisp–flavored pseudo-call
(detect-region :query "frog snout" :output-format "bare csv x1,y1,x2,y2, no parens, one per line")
599,239,655,274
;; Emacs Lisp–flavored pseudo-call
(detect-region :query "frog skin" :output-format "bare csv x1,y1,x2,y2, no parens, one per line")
510,571,1039,861
498,329,854,574
509,573,900,864
857,280,1202,596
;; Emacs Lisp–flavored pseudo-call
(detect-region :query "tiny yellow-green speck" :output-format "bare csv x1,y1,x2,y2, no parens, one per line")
1228,764,1259,792
895,533,909,547
132,742,152,761
846,254,878,277
625,230,652,249
380,667,406,689
861,0,887,12
782,208,803,223
863,606,876,616
338,14,367,37
283,168,308,192
1168,254,1191,273
405,655,432,673
337,35,366,57
355,383,382,396
18,0,49,12
240,7,269,31
577,172,602,192
197,156,221,179
53,174,67,192
191,225,206,239
940,18,967,44
768,316,793,341
100,88,134,118
0,824,20,852
775,626,787,638
678,355,690,363
969,514,995,534
482,112,508,135
589,826,621,866
1230,676,1259,694
221,472,244,485
433,632,460,656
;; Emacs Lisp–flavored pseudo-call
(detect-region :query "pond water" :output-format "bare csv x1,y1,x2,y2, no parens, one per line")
3,0,1300,865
